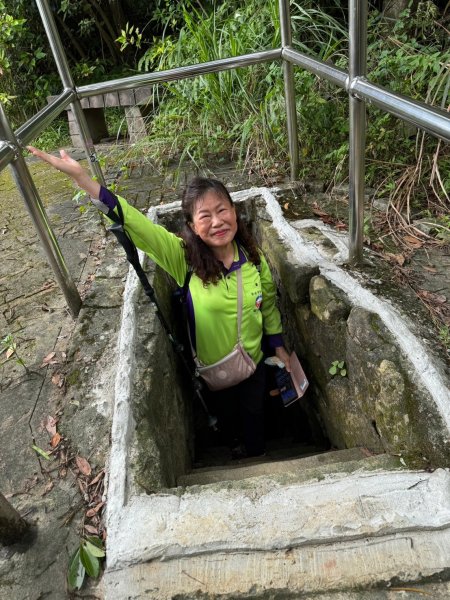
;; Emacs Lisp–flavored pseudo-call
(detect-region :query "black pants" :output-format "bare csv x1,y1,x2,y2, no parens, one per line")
208,360,266,456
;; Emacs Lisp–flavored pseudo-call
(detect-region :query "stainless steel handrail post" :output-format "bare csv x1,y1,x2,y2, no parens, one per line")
0,103,82,317
34,0,105,186
348,0,368,264
279,0,299,180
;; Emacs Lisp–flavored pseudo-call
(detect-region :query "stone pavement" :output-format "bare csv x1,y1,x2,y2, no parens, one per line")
0,145,449,599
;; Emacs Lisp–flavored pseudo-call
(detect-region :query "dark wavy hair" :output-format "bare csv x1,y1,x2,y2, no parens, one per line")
181,177,260,285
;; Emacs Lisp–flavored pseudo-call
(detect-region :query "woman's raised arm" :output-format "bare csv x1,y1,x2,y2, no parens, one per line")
27,146,101,199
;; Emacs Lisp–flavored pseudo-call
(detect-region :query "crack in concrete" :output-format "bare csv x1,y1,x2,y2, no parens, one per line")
27,325,63,470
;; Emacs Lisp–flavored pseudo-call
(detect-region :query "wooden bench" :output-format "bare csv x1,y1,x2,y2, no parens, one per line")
48,86,153,147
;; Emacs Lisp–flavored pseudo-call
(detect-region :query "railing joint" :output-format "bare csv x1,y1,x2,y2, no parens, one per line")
347,76,367,101
1,140,20,159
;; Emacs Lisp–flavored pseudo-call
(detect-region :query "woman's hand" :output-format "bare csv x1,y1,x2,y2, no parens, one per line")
26,146,101,199
275,346,291,372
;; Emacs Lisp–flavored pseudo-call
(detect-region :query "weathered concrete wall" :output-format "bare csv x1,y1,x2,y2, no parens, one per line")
255,194,450,468
127,264,191,492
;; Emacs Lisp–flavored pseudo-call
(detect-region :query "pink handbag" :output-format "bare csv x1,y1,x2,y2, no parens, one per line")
191,268,256,391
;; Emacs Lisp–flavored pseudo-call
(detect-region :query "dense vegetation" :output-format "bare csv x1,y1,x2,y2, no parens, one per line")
1,1,449,221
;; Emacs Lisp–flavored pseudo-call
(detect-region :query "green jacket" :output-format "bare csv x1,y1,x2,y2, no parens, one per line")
107,191,283,365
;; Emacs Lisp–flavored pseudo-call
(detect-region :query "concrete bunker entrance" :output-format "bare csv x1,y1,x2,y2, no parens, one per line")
129,196,327,494
104,186,450,596
125,188,450,495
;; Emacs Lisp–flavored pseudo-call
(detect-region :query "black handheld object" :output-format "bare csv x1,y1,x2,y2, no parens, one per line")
275,367,298,407
265,352,309,408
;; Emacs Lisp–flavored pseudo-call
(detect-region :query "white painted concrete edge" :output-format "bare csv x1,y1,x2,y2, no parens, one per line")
106,468,450,570
245,187,450,428
106,204,176,529
105,255,142,524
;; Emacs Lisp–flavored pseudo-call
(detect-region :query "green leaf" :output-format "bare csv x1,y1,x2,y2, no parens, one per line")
68,548,86,590
80,544,100,578
84,539,105,558
85,535,104,549
341,369,347,377
337,361,344,369
32,445,51,460
329,366,337,375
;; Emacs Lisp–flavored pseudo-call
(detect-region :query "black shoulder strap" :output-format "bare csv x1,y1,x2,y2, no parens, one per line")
106,198,123,226
181,268,193,301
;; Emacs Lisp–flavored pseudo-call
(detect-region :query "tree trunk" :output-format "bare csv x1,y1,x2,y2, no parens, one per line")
91,0,120,43
85,2,123,64
55,13,88,61
108,0,127,33
0,493,29,546
383,0,410,19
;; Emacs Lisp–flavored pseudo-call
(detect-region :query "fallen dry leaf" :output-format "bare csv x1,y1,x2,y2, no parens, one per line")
51,373,65,388
88,470,105,487
335,221,347,230
44,415,57,436
312,206,329,218
385,253,405,266
418,289,447,304
402,235,423,248
6,347,14,359
422,265,437,273
41,480,54,495
42,352,56,363
41,351,56,365
84,524,98,535
50,432,61,448
75,456,92,476
283,202,290,210
86,501,104,518
78,479,89,502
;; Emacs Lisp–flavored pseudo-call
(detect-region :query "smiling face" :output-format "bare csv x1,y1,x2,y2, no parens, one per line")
190,190,238,252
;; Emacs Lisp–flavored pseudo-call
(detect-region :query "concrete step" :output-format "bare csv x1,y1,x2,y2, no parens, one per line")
178,447,397,487
193,441,327,469
105,467,450,599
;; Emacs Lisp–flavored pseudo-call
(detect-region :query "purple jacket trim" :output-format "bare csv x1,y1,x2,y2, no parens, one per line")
99,186,118,210
266,334,284,348
224,243,247,275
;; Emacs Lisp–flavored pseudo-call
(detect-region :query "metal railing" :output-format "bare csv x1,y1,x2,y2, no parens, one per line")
0,0,449,316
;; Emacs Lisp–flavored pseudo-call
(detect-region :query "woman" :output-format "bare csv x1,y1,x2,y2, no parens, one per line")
27,146,290,458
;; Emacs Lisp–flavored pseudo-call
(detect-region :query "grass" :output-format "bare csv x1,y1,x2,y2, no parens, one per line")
33,118,71,151
116,1,349,182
